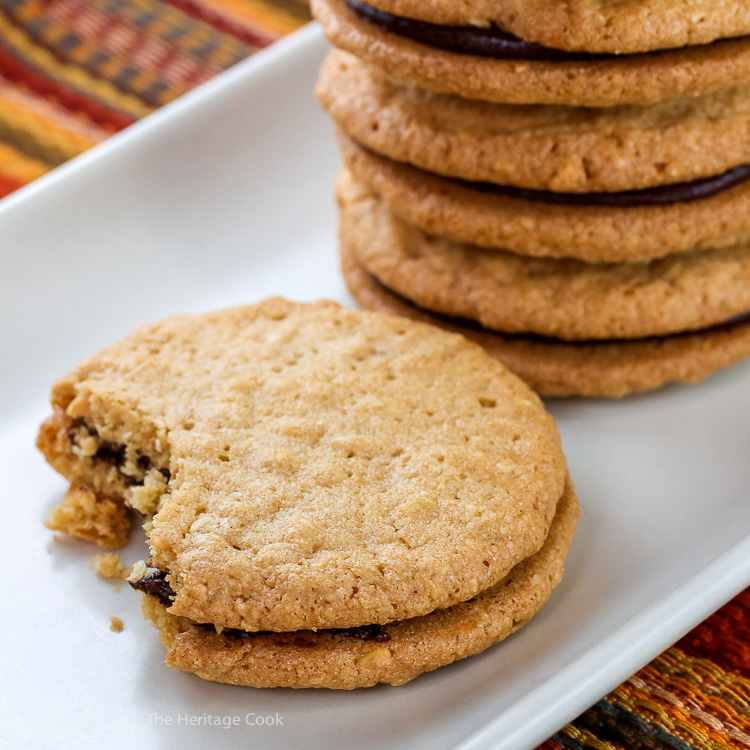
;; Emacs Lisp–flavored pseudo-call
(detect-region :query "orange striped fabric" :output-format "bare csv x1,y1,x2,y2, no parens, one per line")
0,0,309,198
542,589,750,749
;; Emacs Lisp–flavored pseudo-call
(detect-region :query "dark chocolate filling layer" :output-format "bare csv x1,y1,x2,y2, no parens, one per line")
345,0,745,61
130,569,176,607
131,569,392,642
345,0,609,60
497,310,750,345
365,275,750,345
461,164,750,207
219,623,392,643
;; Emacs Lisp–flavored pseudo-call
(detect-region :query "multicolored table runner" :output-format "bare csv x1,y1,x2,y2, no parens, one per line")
4,0,748,744
543,589,750,749
0,0,309,196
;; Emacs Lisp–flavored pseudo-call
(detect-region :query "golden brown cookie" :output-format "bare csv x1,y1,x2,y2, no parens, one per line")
339,171,750,341
38,298,567,633
339,132,750,263
341,241,750,398
356,0,750,54
319,50,750,193
313,0,750,107
140,480,578,689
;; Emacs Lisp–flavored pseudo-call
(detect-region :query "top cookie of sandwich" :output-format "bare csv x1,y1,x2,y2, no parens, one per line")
318,50,750,194
315,0,750,107
45,299,566,632
357,0,750,54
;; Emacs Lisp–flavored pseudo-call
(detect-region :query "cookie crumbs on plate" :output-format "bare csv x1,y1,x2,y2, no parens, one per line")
94,553,131,580
110,617,124,633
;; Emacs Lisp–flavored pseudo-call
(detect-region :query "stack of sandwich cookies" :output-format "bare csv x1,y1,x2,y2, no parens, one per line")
38,299,577,688
314,2,750,397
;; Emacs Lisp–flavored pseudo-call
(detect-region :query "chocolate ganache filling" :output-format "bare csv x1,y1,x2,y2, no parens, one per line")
379,291,750,346
462,164,750,207
506,310,750,346
345,0,745,61
130,569,392,642
345,0,612,60
130,569,176,607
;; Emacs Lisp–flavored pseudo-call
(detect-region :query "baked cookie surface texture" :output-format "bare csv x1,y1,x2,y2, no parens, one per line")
38,298,575,687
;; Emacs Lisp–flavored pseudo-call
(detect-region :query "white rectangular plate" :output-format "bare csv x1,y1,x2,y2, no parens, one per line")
2,24,749,750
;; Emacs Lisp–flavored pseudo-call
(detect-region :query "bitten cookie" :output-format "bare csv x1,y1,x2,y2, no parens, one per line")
318,50,750,194
339,171,750,341
38,298,567,633
339,132,750,263
313,0,750,107
340,242,750,398
139,480,578,689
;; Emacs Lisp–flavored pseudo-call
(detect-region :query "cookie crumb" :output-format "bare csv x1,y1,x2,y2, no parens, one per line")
109,616,124,633
113,586,121,593
94,553,131,580
45,484,131,550
127,560,150,583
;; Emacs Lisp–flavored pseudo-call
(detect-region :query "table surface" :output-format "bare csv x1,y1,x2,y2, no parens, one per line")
2,0,748,746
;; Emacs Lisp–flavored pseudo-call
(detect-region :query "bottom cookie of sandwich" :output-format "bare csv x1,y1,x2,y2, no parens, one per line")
341,242,750,398
139,480,578,689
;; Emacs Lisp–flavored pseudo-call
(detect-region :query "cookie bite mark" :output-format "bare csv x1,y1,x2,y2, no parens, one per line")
44,483,131,550
37,405,172,522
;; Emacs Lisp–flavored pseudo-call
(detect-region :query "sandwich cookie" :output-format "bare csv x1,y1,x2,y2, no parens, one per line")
139,482,578,689
339,132,750,263
319,50,750,194
339,171,750,341
313,0,750,107
38,299,567,634
340,242,750,398
347,0,750,55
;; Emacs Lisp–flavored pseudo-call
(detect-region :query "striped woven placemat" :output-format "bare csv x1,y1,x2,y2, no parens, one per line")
0,0,309,195
544,589,750,749
4,0,749,744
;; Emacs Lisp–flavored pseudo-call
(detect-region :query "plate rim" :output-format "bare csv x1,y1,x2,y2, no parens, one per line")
458,534,750,749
